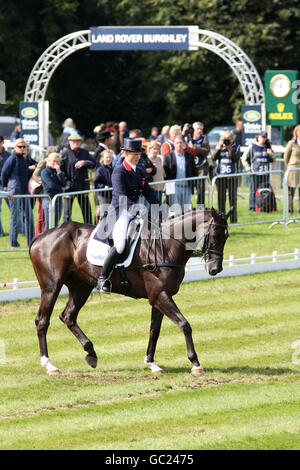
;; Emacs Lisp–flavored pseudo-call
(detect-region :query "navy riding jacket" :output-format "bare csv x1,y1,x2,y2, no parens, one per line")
111,159,159,211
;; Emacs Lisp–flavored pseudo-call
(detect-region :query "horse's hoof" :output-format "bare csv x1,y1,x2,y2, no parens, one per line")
86,354,98,368
191,366,204,376
47,368,60,376
144,359,164,375
152,368,164,375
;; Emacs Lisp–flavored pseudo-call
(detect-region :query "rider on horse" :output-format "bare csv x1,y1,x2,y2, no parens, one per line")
97,138,160,293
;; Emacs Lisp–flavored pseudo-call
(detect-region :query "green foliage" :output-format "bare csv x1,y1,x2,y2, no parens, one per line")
0,0,299,138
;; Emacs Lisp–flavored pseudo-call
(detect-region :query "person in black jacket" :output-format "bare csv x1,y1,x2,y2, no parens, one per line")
0,136,10,236
212,130,240,223
93,149,113,222
163,135,197,215
94,130,114,168
1,138,34,246
60,134,96,224
41,152,67,230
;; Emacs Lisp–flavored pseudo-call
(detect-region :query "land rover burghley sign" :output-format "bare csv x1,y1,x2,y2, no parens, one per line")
90,26,198,50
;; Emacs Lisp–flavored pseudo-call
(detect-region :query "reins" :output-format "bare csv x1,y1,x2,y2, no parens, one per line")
129,212,228,272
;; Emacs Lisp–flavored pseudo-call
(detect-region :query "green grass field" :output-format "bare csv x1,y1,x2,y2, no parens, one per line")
0,182,300,450
0,270,300,450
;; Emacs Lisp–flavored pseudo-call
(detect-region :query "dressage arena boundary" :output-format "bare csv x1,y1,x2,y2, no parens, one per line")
1,249,300,302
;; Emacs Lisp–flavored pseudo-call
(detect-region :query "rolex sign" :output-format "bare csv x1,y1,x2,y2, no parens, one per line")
264,70,298,126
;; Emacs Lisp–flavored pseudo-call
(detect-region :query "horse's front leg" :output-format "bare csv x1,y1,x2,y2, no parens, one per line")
154,290,204,376
144,306,164,374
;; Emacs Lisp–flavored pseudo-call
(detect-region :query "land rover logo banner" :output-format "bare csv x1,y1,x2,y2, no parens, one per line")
90,26,196,50
242,105,262,147
19,101,39,145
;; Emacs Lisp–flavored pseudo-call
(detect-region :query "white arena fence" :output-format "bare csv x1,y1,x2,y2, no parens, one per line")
1,249,300,302
1,169,300,252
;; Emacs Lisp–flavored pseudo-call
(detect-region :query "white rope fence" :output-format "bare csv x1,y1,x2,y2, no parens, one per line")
1,249,300,302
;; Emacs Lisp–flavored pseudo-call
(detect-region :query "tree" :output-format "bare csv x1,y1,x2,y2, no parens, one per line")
0,0,299,140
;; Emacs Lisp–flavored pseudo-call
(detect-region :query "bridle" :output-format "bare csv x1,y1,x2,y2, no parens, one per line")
201,217,229,261
129,214,228,271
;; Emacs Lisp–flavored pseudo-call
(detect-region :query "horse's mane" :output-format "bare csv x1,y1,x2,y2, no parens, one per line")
160,208,228,238
161,208,210,227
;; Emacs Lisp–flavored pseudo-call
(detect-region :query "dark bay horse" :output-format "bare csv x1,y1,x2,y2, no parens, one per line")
29,207,231,376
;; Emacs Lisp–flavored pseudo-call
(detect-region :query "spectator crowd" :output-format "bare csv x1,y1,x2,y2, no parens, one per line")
0,118,298,247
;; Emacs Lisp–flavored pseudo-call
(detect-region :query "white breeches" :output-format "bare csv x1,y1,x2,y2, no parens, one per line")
112,212,132,254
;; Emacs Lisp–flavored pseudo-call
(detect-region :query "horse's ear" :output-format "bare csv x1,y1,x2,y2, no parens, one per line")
211,207,217,217
225,206,234,220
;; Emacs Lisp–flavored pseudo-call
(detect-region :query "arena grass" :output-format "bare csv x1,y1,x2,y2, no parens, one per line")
0,270,300,449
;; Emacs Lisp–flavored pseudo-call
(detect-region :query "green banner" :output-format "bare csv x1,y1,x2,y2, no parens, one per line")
264,70,298,126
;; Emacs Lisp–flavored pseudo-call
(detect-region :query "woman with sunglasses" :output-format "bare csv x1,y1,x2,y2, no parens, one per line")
1,138,34,247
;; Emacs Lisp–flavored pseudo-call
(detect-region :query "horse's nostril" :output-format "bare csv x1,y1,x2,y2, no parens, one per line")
210,268,220,276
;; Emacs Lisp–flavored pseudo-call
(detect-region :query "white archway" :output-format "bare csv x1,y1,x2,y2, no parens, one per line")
24,30,90,102
24,27,265,115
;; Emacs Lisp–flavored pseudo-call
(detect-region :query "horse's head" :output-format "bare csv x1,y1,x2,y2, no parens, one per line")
199,207,232,276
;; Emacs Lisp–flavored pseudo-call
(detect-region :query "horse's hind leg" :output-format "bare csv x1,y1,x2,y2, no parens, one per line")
144,307,164,374
35,287,61,375
59,282,97,369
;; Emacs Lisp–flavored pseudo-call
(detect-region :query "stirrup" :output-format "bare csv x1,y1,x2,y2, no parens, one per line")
97,276,112,293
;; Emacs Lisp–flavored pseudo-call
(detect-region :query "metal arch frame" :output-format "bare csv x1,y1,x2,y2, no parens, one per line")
24,30,91,102
24,27,265,117
189,28,265,105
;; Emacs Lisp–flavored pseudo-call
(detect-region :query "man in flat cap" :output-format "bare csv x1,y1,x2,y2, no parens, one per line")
60,134,96,224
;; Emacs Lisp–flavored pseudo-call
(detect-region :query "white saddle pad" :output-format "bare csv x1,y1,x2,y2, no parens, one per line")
86,220,144,267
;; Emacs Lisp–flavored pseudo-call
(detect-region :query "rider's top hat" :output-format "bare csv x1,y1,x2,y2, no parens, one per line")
120,138,143,153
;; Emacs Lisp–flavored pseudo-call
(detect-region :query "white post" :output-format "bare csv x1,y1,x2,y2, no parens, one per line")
251,253,256,265
38,100,49,148
273,251,278,263
13,278,19,290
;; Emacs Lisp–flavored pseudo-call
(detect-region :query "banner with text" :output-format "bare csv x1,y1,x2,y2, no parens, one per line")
242,105,263,147
90,26,198,50
19,101,39,145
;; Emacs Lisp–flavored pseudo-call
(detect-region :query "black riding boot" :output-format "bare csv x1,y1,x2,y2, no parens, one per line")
97,246,120,293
